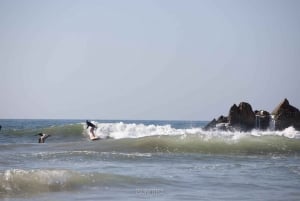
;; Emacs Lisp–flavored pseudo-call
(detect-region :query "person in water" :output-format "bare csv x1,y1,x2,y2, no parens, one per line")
86,120,97,139
35,133,51,143
0,125,2,131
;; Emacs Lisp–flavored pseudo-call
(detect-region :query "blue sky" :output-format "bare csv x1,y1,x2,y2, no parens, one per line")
0,0,299,120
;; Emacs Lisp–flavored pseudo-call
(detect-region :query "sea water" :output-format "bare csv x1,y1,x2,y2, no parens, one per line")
0,119,300,201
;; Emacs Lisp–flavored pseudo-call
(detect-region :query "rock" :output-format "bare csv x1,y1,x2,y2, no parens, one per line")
271,98,300,130
255,110,270,116
255,110,270,130
216,123,230,130
228,102,256,131
204,102,255,131
203,115,229,130
228,104,239,127
202,99,300,131
203,118,217,130
217,115,228,123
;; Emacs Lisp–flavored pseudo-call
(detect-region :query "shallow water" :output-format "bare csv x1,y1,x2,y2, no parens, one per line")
0,119,300,200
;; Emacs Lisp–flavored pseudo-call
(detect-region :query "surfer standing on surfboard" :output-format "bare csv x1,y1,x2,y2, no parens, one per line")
86,120,97,139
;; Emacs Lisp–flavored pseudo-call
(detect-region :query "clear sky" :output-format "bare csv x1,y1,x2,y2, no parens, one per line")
0,0,299,120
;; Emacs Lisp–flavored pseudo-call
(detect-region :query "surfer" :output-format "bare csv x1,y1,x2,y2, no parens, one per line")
0,125,1,131
35,133,51,143
86,120,97,139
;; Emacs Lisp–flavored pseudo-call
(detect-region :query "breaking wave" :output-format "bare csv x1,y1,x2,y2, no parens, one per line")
88,121,300,139
0,169,157,197
80,122,300,155
2,121,300,155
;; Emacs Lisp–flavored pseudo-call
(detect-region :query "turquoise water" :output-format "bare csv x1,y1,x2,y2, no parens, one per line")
0,119,300,200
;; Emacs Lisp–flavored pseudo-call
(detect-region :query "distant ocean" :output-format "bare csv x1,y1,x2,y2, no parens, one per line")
0,119,300,201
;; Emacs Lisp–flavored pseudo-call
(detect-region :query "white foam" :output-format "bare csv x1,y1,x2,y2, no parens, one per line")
83,122,300,140
88,122,200,139
250,126,300,139
1,169,74,193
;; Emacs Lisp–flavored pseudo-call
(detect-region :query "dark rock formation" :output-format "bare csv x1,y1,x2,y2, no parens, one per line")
204,115,229,130
254,110,270,130
271,98,300,130
217,115,228,123
255,110,270,116
228,102,255,131
203,99,300,131
204,102,256,131
204,118,217,130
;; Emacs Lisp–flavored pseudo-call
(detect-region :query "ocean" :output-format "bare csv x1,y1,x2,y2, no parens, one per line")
0,119,300,201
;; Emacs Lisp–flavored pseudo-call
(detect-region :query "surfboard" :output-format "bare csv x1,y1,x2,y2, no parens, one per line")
91,137,100,141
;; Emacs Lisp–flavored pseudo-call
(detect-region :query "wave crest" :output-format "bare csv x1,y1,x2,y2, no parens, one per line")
0,169,146,197
87,122,300,140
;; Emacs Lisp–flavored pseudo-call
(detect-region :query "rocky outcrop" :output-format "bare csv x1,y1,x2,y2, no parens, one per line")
271,98,300,130
204,118,217,130
228,102,255,131
203,99,300,131
254,110,270,130
204,102,255,131
204,115,229,130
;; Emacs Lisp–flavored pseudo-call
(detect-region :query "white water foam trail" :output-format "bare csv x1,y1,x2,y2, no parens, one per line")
86,122,202,139
250,126,300,139
83,122,300,140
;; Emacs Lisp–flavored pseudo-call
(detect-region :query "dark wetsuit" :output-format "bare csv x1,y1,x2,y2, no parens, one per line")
86,120,97,138
36,133,51,143
86,120,96,129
